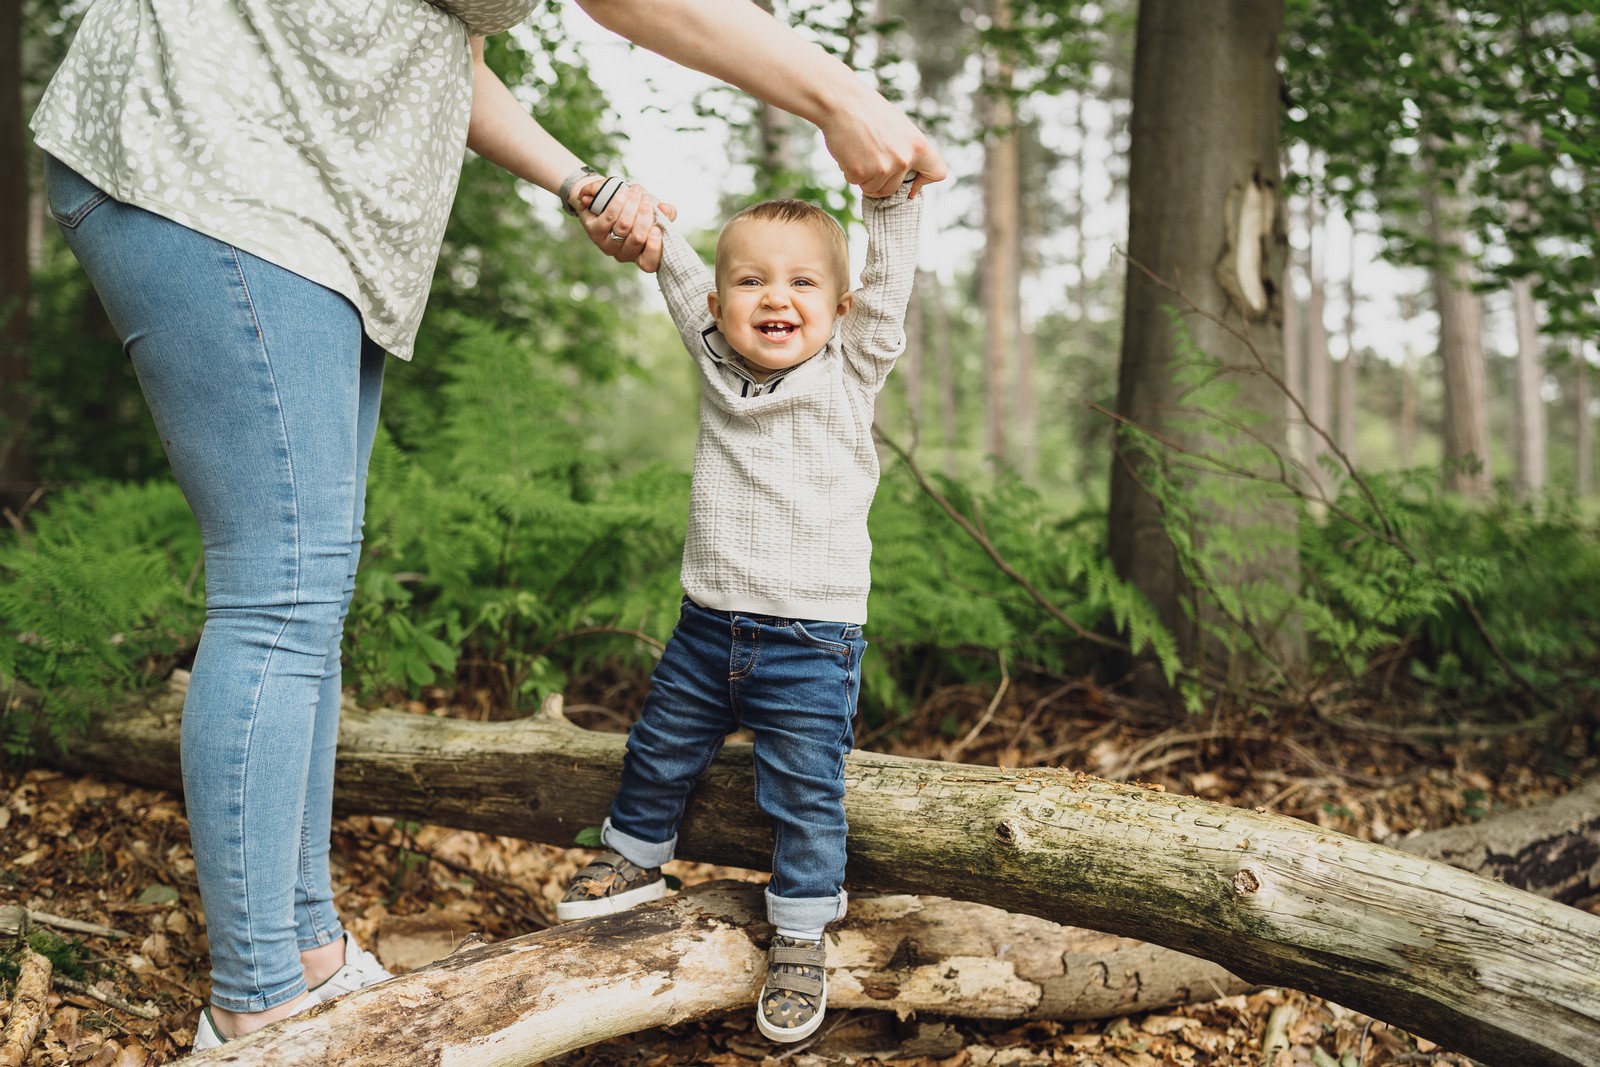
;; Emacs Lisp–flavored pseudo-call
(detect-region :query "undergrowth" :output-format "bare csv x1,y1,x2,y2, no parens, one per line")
4,319,1599,759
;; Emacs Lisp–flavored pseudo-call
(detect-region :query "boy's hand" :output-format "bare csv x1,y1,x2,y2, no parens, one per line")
577,179,679,273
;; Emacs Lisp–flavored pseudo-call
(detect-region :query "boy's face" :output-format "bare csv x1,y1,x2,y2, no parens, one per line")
710,219,852,381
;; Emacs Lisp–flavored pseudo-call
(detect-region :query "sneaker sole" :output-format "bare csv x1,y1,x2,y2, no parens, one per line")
756,977,827,1043
554,878,668,922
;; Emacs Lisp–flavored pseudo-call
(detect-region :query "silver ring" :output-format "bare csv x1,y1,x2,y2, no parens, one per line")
607,231,626,243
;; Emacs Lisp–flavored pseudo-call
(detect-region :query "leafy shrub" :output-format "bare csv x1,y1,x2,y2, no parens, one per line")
0,481,202,755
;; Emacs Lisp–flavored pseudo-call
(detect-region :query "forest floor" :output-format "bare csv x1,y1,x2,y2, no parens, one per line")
3,669,1596,1067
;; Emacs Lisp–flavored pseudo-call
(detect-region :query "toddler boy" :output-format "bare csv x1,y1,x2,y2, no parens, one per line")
556,176,923,1043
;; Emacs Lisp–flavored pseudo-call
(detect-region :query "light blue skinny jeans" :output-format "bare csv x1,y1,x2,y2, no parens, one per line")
44,155,384,1012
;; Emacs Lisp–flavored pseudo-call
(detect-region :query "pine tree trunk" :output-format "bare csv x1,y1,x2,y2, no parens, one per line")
1304,179,1332,503
1577,346,1592,498
43,677,1600,1067
902,271,926,435
1282,188,1305,468
1511,276,1546,500
0,0,34,510
1106,0,1303,670
982,0,1019,473
929,272,959,478
1337,220,1359,458
1422,184,1491,495
1071,91,1092,351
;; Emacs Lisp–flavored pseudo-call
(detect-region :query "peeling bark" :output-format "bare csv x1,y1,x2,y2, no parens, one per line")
40,677,1600,1067
185,884,1245,1065
0,948,52,1067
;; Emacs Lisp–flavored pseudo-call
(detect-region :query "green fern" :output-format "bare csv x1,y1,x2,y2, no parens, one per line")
0,482,202,756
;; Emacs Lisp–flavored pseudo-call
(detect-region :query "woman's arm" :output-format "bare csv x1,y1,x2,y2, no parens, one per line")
465,37,671,269
573,0,947,199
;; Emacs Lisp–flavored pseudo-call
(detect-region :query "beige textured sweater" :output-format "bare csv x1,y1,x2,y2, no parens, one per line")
655,183,922,624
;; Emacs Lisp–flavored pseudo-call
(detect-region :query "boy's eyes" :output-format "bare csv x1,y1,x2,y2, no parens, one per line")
737,277,818,288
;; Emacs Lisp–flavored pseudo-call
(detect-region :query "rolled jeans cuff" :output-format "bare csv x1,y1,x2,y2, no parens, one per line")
765,887,848,931
601,817,676,869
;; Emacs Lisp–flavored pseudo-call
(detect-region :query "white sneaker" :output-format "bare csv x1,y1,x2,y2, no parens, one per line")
191,1006,225,1053
190,994,315,1054
308,931,394,1003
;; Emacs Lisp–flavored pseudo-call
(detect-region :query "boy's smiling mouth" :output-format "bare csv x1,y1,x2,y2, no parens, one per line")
758,321,797,340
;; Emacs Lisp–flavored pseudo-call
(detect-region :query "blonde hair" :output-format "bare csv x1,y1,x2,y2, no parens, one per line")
715,199,850,295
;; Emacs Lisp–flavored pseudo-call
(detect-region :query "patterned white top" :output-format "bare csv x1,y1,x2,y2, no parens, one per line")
30,0,539,359
655,183,922,625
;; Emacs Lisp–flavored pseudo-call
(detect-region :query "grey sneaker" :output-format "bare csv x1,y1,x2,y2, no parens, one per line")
554,850,667,922
308,931,394,1003
756,935,828,1042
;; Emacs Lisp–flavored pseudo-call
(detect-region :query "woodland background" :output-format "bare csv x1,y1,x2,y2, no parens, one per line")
1,1,1598,1065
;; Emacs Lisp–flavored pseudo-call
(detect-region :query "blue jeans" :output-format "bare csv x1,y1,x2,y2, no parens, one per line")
603,598,866,932
44,156,384,1013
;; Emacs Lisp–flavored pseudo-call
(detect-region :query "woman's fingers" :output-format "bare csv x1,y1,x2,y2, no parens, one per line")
577,180,675,272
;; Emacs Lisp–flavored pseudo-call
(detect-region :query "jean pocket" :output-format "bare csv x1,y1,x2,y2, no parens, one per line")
43,154,111,229
789,620,853,659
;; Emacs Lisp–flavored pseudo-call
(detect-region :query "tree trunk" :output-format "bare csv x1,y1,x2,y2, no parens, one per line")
902,270,926,438
1423,180,1492,495
43,677,1600,1067
981,0,1019,473
1016,158,1040,481
1511,276,1546,501
1071,90,1092,351
929,270,959,479
186,882,1248,1066
1577,345,1592,498
0,0,34,510
1337,219,1359,458
1106,0,1302,670
1400,778,1600,909
1304,178,1332,505
1282,188,1305,470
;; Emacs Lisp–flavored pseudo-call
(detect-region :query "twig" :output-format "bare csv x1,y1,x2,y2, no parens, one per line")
52,975,161,1019
0,905,131,940
1118,254,1555,709
533,625,667,660
340,828,550,931
1260,1000,1298,1067
944,653,1010,762
875,431,1129,655
0,948,52,1067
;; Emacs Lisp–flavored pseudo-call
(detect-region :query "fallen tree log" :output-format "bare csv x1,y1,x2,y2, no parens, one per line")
1401,778,1600,907
187,881,1250,1064
45,676,1600,1067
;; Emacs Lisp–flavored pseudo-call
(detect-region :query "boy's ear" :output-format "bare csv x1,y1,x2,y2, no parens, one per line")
836,291,854,318
708,291,722,322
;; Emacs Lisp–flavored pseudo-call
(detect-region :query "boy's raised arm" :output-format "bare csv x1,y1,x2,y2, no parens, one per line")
841,178,923,393
653,212,720,357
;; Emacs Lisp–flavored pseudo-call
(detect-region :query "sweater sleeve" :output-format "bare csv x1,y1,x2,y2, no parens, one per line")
840,178,923,394
654,214,719,359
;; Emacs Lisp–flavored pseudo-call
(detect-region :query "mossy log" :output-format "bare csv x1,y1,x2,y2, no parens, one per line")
46,676,1600,1067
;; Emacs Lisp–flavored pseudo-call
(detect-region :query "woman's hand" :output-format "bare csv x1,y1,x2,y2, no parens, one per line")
574,178,678,273
818,88,948,200
572,0,947,199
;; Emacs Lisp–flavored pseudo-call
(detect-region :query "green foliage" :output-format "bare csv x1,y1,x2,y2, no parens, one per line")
349,319,688,710
1116,314,1600,709
1304,474,1600,698
1285,0,1600,337
0,481,202,756
867,460,1179,718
